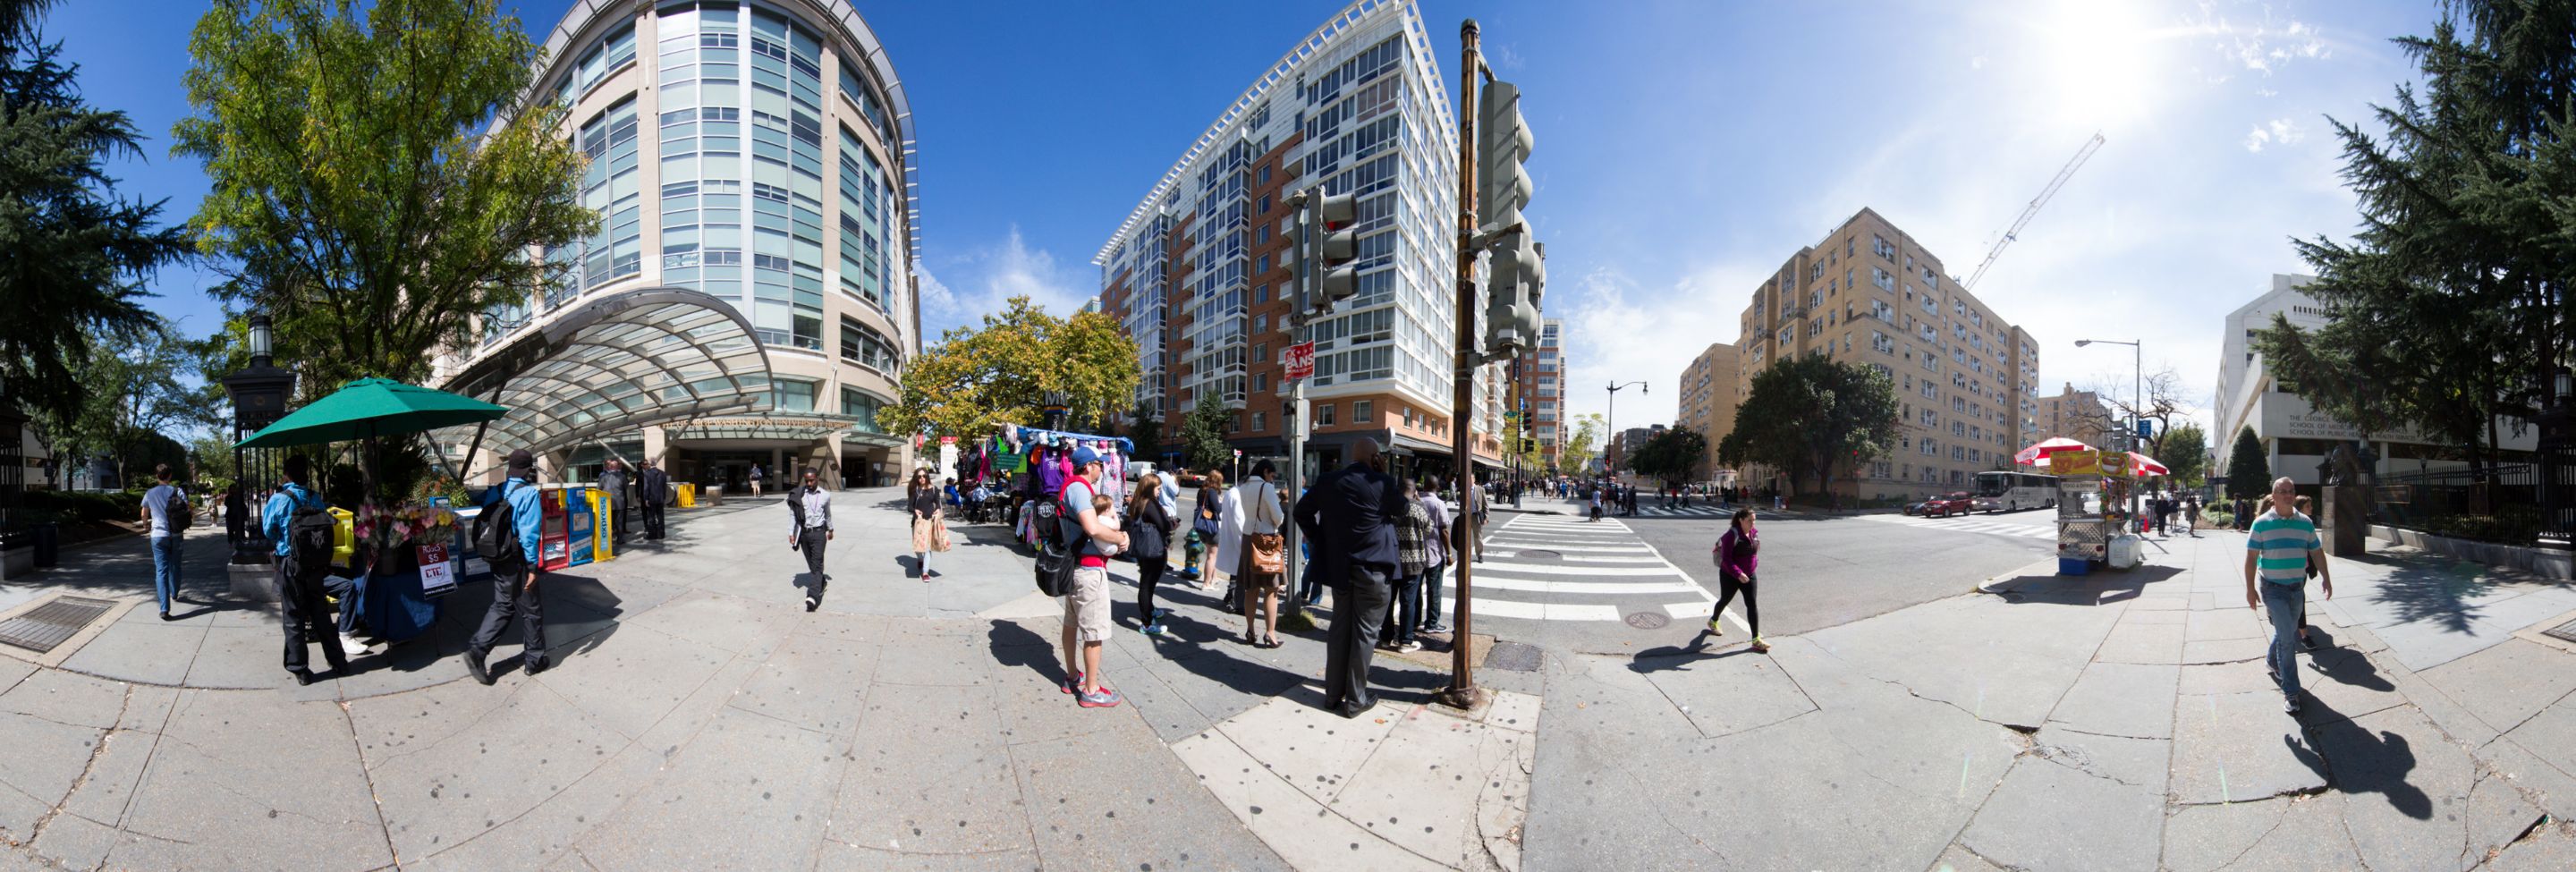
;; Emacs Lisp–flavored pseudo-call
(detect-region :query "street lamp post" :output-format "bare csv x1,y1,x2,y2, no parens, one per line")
1606,380,1646,477
2074,338,2141,522
222,313,296,563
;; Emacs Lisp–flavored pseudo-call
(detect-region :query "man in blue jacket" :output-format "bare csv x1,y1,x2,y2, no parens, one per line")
262,455,346,684
465,449,548,685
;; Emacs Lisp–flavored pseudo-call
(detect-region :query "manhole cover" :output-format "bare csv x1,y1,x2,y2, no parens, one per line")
1516,549,1562,561
1624,612,1671,629
2545,617,2576,645
1485,640,1543,672
0,596,117,654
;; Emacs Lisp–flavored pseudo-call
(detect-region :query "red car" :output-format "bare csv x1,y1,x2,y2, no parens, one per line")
1925,492,1976,518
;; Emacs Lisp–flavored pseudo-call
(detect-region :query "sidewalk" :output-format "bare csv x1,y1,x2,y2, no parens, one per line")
0,487,1539,870
1521,525,2576,871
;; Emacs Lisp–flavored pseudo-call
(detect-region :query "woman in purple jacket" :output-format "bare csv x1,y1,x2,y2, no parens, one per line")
1708,508,1766,653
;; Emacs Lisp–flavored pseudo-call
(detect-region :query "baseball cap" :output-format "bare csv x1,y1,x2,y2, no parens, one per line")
506,449,536,475
1070,445,1102,468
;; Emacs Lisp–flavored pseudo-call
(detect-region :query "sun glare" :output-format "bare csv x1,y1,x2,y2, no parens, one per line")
2036,0,2162,128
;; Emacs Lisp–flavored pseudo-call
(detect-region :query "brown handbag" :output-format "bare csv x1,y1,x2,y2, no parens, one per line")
1248,532,1284,574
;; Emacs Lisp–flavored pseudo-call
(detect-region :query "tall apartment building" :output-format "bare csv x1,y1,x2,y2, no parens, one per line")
1512,318,1567,470
1676,342,1741,483
2034,383,2111,446
1094,0,1504,482
433,0,919,490
1733,207,2041,503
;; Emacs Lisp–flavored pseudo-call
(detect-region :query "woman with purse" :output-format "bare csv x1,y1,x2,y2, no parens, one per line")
1234,461,1287,648
909,470,945,580
1199,470,1233,594
1126,472,1174,635
1707,508,1766,653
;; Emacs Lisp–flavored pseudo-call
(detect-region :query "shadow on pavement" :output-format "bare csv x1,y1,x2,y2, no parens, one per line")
1624,633,1758,673
2297,691,2434,820
2353,549,2545,635
1992,565,2185,605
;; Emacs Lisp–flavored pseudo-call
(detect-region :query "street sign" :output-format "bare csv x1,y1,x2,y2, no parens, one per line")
2136,419,2153,438
1284,341,1316,380
1233,449,1242,458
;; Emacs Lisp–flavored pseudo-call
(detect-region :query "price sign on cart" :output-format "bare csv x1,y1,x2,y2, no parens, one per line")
1284,341,1316,380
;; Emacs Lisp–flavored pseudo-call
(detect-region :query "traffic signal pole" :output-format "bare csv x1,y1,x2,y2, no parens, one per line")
1438,19,1488,713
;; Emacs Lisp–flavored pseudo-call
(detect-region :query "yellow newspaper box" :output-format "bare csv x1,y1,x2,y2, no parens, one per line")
675,482,698,508
328,506,356,568
588,488,614,562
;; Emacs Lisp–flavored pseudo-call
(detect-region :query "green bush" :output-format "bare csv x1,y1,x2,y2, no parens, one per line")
2416,507,2540,545
2204,509,2235,529
24,490,144,523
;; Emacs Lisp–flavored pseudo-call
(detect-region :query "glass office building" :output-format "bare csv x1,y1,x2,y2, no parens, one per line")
436,0,919,490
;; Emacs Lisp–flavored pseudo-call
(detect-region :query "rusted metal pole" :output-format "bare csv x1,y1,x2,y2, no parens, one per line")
1436,18,1487,713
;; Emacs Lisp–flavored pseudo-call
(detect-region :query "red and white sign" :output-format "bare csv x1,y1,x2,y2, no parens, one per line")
1284,341,1316,380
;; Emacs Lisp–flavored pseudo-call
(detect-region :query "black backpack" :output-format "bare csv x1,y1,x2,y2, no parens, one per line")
281,491,335,582
473,482,523,567
1031,486,1079,597
165,487,195,531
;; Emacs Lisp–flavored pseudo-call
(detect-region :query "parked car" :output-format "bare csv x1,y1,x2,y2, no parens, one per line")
1902,496,1936,516
1925,492,1976,517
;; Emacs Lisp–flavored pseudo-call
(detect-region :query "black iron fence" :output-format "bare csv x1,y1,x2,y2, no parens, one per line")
2373,464,2546,545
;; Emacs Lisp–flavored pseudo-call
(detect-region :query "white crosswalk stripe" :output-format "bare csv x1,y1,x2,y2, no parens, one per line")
1436,515,1747,632
1857,513,2056,540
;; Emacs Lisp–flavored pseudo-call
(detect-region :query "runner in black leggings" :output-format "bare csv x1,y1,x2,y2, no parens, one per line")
1707,508,1767,653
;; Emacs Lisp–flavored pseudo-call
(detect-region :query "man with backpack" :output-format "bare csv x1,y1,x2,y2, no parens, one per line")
1054,445,1127,708
261,455,346,685
141,463,191,621
465,449,548,685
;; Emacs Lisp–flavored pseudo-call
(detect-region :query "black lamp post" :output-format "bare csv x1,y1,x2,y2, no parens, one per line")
221,313,297,561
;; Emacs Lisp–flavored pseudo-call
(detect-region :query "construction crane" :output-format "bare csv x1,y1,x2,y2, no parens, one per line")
1962,131,2106,292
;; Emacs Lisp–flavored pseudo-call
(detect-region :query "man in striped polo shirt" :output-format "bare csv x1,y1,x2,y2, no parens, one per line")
2244,476,2334,714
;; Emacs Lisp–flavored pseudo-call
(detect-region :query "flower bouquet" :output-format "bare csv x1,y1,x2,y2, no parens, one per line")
356,504,463,575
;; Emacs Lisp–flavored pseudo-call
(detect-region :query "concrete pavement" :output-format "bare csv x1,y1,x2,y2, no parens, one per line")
0,486,1539,871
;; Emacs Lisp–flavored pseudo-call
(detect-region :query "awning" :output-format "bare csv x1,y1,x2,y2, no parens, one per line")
664,412,888,444
434,288,773,464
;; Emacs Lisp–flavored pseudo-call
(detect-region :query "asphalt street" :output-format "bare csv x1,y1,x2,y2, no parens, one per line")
1624,503,2059,641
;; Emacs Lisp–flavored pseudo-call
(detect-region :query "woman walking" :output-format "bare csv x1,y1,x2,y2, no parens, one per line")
1707,508,1767,653
1126,472,1175,635
908,470,944,580
1233,461,1286,648
1195,470,1229,591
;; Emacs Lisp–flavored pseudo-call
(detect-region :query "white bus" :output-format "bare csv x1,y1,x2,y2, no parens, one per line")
1972,470,2060,513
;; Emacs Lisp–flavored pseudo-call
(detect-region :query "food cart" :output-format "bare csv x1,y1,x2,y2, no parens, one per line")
2051,449,2143,574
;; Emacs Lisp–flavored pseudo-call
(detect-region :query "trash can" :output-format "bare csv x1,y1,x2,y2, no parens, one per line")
32,522,59,567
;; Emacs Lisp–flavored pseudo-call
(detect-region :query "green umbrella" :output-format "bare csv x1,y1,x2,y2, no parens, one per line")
233,377,509,449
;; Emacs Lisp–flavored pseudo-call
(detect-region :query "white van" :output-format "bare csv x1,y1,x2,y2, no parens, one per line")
1127,461,1157,482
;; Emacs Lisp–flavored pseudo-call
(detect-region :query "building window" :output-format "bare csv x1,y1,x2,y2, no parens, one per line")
1352,400,1373,425
839,386,882,433
1316,402,1336,427
1252,411,1267,432
771,377,818,412
838,317,899,373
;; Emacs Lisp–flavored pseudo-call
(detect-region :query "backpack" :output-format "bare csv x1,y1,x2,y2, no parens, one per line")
164,487,195,531
281,491,335,582
473,482,524,567
1031,484,1081,597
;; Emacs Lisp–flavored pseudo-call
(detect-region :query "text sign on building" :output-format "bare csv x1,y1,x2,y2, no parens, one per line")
1284,342,1316,380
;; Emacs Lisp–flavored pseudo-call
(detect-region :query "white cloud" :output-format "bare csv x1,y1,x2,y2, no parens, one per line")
1553,262,1766,431
1489,42,1526,71
2189,8,2333,79
2243,117,2304,153
920,225,1094,334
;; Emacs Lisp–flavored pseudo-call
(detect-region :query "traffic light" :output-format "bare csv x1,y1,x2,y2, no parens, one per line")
1483,228,1541,354
1479,81,1534,231
1311,191,1359,312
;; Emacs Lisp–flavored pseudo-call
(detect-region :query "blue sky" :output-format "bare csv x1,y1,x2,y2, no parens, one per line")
47,0,2436,444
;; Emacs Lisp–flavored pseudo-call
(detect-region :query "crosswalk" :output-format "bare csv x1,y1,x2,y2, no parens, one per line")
1857,512,2056,541
1462,514,1746,631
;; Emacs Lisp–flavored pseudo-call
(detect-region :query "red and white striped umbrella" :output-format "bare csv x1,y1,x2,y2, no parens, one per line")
2013,437,2095,466
2129,453,2170,477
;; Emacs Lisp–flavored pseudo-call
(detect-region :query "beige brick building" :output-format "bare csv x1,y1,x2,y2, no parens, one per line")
1733,207,2043,504
1675,342,1740,483
2034,383,2111,447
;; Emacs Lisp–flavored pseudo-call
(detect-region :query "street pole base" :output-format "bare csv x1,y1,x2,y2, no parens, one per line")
1433,684,1488,713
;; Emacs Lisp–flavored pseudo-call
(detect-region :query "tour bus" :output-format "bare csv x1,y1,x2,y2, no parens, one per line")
1972,470,2060,513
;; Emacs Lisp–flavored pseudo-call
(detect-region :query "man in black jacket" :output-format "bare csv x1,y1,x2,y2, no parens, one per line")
639,458,670,539
600,458,636,546
1293,437,1406,718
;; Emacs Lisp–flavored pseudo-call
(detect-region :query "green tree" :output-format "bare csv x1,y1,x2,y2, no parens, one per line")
2225,426,2271,500
0,0,194,424
882,296,1143,439
30,322,195,489
2258,0,2576,477
2160,422,2210,489
174,0,594,393
1559,412,1603,474
1718,355,1901,500
1628,427,1707,484
1126,403,1163,461
1177,393,1233,473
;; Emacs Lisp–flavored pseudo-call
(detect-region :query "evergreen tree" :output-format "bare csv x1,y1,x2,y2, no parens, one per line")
1178,394,1233,473
2225,427,2271,500
0,0,193,423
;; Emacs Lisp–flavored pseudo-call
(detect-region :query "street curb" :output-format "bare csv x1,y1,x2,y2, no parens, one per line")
1975,557,2069,596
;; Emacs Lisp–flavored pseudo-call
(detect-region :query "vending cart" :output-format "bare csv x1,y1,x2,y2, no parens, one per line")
2053,450,2141,574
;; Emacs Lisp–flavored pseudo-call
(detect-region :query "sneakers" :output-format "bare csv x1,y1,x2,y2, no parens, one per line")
1061,669,1085,694
1149,607,1172,620
339,632,371,653
803,595,818,612
1398,639,1424,653
1749,638,1770,654
464,648,494,686
2299,632,2318,652
1140,622,1166,636
1419,623,1449,634
1707,617,1724,635
1076,686,1123,708
2284,695,2301,715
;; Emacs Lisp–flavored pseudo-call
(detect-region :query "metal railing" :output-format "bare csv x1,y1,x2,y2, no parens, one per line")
2373,463,2547,545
